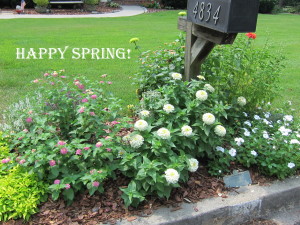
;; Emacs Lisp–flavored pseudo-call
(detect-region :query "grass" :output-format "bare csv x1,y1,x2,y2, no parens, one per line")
0,12,299,116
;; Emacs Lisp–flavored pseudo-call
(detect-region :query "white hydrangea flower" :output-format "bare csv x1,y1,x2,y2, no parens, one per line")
129,134,144,148
216,146,225,153
204,84,215,93
229,148,237,157
157,128,171,139
235,137,244,146
237,96,247,106
254,115,261,120
288,162,295,169
296,134,300,138
163,104,175,113
196,90,208,101
165,168,180,184
188,158,199,172
202,113,215,125
140,110,150,117
244,121,252,127
214,125,226,137
171,72,182,80
263,131,269,139
134,120,148,131
243,112,248,117
283,115,293,122
181,125,193,137
290,139,300,144
251,150,257,157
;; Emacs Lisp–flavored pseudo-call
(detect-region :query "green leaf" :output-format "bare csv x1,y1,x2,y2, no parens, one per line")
63,188,74,201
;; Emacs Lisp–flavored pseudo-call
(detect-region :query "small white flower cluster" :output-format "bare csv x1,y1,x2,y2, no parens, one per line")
181,125,193,137
188,158,199,172
251,150,257,157
216,146,225,153
197,75,205,80
262,131,269,139
278,126,292,136
129,134,144,148
204,84,215,93
139,110,150,117
288,162,295,169
165,168,180,184
244,121,252,127
202,113,215,125
229,148,237,157
214,125,226,137
134,120,148,131
171,72,182,80
290,139,300,144
243,128,251,136
163,104,175,113
237,96,247,106
283,115,293,122
196,90,208,101
235,137,245,146
254,115,261,120
157,128,171,139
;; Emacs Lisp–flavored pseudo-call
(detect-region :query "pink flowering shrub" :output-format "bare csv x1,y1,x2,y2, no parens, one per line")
3,71,130,203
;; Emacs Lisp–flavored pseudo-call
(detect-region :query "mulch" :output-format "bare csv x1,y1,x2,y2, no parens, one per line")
2,166,276,225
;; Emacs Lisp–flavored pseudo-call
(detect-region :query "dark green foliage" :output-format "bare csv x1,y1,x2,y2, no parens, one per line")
259,0,278,13
161,0,187,9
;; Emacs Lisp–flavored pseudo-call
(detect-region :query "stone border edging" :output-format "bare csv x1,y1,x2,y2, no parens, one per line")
114,176,300,225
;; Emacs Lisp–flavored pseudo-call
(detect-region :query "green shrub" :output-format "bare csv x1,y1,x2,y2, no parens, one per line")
134,34,185,97
142,1,161,9
33,0,49,6
119,76,233,206
134,34,284,111
84,0,98,5
202,34,285,110
0,166,48,221
161,0,187,9
106,1,119,8
259,0,278,13
3,71,124,204
0,132,10,176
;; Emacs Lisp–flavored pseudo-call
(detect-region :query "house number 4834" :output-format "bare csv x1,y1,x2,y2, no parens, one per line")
193,1,221,25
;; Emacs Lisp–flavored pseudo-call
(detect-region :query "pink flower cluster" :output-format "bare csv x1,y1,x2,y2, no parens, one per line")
60,148,68,155
49,160,56,166
1,158,10,164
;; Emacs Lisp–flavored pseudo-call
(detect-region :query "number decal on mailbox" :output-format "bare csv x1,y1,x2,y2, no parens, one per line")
193,1,221,25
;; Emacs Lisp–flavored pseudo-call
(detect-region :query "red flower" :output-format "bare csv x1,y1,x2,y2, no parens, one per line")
246,33,257,39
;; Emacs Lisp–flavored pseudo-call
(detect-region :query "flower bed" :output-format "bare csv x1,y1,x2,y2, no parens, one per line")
0,34,299,223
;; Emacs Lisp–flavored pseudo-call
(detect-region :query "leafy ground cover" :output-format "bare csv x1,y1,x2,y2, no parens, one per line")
0,12,299,115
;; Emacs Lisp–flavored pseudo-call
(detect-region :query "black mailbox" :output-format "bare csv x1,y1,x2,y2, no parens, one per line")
187,0,259,33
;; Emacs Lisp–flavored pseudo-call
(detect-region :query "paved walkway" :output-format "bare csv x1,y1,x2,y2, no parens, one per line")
0,5,146,19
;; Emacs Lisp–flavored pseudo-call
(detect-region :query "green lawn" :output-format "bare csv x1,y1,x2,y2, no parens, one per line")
0,12,299,115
